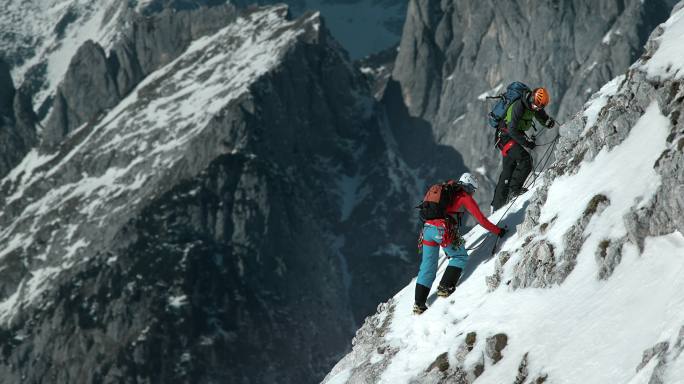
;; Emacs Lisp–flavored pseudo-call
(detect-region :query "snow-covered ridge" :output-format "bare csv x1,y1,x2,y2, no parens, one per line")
324,3,684,383
639,1,684,80
0,5,322,324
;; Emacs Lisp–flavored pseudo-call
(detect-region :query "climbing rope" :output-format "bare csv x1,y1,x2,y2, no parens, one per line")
434,130,562,271
534,134,561,147
460,133,560,253
527,134,560,190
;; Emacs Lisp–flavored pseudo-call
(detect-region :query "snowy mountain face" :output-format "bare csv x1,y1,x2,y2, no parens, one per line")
0,3,441,382
390,0,680,202
324,3,684,383
2,0,124,116
1,0,241,171
41,2,240,147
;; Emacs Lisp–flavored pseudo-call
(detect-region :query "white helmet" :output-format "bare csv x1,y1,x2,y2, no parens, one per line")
458,172,479,191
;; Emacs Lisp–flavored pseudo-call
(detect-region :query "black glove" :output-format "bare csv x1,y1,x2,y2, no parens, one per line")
545,118,556,129
497,227,507,238
524,140,536,150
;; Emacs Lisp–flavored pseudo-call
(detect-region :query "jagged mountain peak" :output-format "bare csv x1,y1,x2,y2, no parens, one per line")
0,4,323,323
2,0,244,118
0,2,422,381
3,0,125,107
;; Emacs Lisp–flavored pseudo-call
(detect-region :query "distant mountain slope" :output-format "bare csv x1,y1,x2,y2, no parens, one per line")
2,0,124,114
0,4,452,382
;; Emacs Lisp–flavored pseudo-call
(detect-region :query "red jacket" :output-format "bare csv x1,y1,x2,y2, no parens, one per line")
426,191,501,235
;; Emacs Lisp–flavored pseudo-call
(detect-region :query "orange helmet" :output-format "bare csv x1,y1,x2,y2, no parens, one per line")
530,87,550,110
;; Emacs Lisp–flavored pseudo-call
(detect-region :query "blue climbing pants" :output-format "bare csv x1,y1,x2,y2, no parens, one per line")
417,224,468,288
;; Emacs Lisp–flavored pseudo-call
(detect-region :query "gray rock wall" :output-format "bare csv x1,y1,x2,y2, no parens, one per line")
0,58,37,178
0,7,427,383
42,4,238,148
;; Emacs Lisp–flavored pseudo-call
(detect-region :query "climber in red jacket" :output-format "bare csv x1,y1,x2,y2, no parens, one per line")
414,173,506,314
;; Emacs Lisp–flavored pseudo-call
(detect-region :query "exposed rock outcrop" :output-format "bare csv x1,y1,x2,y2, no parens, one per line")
512,194,610,288
0,7,423,383
485,333,508,364
0,58,37,178
43,4,239,147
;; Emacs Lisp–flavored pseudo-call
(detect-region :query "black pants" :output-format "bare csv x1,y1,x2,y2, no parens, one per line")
491,143,532,210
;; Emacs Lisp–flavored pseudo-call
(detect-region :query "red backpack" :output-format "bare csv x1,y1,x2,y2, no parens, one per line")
416,181,462,221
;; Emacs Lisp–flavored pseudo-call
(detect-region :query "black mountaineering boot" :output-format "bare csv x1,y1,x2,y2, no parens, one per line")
437,266,462,297
413,284,430,314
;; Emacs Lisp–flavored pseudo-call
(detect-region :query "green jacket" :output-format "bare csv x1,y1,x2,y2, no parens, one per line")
504,95,551,146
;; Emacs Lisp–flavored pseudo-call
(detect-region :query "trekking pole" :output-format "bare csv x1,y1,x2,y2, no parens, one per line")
465,234,491,251
491,225,508,256
491,235,500,256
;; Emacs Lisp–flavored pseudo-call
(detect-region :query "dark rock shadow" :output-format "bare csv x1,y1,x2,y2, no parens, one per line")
381,78,467,181
378,78,474,311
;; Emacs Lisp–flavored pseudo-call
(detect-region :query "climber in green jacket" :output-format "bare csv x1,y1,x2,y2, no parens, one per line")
491,87,555,210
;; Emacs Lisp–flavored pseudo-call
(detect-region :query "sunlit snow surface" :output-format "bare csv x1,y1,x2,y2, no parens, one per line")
0,6,320,323
325,83,681,384
640,4,684,80
393,104,673,383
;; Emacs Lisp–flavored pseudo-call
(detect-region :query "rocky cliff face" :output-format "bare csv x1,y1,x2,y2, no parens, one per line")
0,4,440,382
391,0,679,201
0,59,37,179
42,3,239,147
3,0,125,116
324,2,684,382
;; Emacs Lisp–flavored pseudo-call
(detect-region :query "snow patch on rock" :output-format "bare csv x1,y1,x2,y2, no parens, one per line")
640,5,684,80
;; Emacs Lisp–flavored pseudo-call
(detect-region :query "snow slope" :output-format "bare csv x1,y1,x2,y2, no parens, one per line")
324,4,684,383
